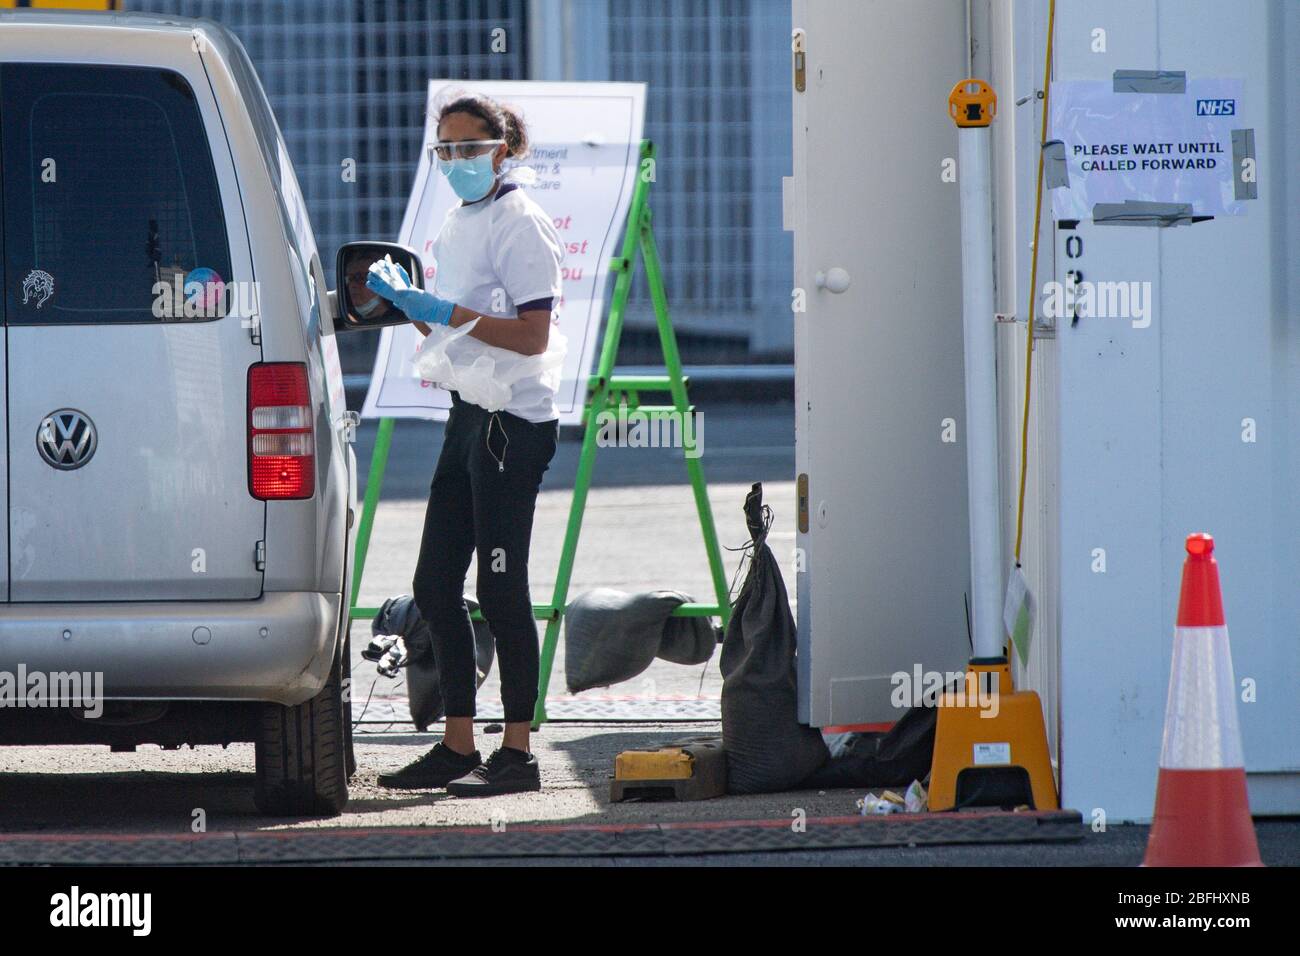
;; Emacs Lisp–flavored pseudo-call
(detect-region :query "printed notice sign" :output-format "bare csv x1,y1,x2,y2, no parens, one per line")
1049,78,1248,221
361,80,646,424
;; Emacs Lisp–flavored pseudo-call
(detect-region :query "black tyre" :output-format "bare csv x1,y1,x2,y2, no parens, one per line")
342,627,357,779
254,648,349,817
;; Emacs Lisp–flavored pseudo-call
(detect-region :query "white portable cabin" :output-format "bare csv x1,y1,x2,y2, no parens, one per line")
790,0,1298,821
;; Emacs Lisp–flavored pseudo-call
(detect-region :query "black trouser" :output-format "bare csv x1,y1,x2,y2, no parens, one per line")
412,393,558,724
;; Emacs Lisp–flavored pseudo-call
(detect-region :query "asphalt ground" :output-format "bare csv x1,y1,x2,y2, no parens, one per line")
0,723,1295,865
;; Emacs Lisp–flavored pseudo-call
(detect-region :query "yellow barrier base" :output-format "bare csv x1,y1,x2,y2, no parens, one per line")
928,661,1058,812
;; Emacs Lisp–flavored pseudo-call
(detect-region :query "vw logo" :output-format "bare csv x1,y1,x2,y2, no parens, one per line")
37,409,97,470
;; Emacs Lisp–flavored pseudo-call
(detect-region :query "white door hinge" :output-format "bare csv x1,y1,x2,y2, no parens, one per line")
243,313,262,345
254,540,266,571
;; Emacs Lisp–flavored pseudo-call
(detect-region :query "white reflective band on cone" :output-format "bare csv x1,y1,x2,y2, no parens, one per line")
1158,625,1244,769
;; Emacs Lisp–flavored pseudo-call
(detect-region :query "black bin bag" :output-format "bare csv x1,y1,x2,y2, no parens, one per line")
720,483,829,793
802,701,939,790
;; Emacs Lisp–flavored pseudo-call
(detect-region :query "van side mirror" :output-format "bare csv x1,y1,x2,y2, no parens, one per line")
332,241,425,332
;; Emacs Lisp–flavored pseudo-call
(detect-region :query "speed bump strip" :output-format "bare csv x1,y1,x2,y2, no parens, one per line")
0,810,1083,864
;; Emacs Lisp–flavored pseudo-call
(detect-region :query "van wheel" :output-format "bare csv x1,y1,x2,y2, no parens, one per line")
254,650,349,817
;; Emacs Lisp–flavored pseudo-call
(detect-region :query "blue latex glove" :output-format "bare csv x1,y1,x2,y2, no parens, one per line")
366,256,455,326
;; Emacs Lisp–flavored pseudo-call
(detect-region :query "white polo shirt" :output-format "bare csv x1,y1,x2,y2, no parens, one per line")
429,183,565,422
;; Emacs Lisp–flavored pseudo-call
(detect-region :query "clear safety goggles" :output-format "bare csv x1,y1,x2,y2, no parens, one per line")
428,139,505,162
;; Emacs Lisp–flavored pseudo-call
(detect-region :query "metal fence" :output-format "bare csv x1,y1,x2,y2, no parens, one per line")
126,0,528,367
567,0,792,353
124,0,791,363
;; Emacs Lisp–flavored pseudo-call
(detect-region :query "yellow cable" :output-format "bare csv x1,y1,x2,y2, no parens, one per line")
1014,0,1056,566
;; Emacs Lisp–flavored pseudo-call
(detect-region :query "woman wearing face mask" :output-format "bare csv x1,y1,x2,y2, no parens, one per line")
368,93,564,797
344,252,398,322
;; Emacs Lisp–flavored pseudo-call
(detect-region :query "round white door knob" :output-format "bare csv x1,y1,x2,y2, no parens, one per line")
815,267,851,293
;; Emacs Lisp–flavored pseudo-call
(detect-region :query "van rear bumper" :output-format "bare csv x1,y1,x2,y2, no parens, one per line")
0,591,342,707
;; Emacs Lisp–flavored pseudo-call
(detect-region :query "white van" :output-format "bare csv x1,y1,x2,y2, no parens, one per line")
0,10,422,816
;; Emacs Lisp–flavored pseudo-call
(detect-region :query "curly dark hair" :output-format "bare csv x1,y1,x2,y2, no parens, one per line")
434,91,529,159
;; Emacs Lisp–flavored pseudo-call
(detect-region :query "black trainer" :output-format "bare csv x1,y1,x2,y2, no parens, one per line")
445,746,541,797
377,742,481,789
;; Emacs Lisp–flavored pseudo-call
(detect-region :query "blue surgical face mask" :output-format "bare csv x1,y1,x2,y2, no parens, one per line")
354,293,384,317
440,151,497,202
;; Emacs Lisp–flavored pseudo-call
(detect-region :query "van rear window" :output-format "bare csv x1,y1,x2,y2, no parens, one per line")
1,64,233,324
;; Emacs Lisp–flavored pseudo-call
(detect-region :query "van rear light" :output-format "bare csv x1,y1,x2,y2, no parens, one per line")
249,362,315,499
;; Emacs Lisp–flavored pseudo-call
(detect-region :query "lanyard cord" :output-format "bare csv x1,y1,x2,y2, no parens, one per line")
486,411,509,472
1014,0,1056,566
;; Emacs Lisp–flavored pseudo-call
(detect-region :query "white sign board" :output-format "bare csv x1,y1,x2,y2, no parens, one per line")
360,80,646,424
1050,78,1248,221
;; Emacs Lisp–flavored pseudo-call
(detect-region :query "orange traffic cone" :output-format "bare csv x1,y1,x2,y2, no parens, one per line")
1143,533,1262,867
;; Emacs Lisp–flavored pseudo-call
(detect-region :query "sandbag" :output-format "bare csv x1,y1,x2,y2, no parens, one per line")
564,588,716,693
370,594,495,731
720,483,829,793
658,616,722,666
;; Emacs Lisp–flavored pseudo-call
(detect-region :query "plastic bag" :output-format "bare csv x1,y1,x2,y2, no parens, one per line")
412,316,567,413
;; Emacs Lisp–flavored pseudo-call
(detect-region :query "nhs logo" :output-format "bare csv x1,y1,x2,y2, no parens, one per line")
1196,98,1235,116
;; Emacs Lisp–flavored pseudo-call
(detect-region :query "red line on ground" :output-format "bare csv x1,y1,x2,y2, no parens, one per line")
0,810,1068,845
